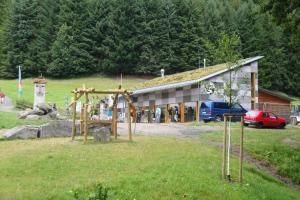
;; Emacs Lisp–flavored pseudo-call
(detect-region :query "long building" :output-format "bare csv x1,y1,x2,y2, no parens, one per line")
118,56,263,123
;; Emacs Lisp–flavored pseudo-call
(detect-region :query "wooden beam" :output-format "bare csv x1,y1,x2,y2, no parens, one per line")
80,106,84,135
239,116,244,183
71,93,77,140
222,116,228,179
86,120,112,125
72,89,132,95
180,102,184,123
112,105,117,138
84,103,88,143
166,104,170,124
128,102,132,141
195,101,199,122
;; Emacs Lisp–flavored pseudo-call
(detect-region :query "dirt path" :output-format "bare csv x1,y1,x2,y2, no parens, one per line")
0,97,14,112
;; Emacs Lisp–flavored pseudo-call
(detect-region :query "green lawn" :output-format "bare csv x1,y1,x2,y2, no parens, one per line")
0,75,145,108
0,112,46,129
0,136,299,200
200,125,300,184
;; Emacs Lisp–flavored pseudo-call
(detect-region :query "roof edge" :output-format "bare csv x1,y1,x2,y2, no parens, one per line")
259,88,295,101
133,56,264,95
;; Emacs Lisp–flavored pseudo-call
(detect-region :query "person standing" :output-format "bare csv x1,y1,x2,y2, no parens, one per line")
155,107,161,123
0,90,5,104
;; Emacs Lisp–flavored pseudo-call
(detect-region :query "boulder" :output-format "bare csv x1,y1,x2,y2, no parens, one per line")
26,114,41,120
19,109,44,119
90,126,111,142
36,103,52,113
3,125,40,139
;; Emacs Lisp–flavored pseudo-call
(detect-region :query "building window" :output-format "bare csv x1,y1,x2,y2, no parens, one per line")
132,96,138,103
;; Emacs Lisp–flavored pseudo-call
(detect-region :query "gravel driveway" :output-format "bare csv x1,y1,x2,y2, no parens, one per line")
117,122,222,138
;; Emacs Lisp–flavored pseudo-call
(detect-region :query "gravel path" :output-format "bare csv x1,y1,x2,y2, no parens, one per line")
117,122,222,138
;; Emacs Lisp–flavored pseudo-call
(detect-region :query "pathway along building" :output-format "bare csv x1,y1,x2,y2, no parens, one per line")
119,56,263,123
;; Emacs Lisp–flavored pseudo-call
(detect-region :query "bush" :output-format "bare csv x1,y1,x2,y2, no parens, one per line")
15,99,32,110
71,183,109,200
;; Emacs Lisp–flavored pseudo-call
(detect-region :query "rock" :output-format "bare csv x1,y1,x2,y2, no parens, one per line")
19,109,35,119
3,125,40,139
18,109,44,119
90,126,111,142
36,103,52,113
26,114,41,120
32,109,45,115
40,120,79,137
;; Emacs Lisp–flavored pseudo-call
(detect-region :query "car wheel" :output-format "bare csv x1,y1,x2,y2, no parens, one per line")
244,123,249,127
279,122,286,129
257,122,263,129
203,119,209,123
215,115,223,122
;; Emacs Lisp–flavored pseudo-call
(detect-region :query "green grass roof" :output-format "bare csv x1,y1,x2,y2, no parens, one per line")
133,62,228,90
133,57,262,91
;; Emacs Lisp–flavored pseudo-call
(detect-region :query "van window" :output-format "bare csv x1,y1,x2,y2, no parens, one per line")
214,102,229,109
200,102,209,109
231,103,242,110
247,111,259,117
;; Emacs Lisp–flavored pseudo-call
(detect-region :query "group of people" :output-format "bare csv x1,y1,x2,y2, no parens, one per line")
0,90,5,104
134,105,195,123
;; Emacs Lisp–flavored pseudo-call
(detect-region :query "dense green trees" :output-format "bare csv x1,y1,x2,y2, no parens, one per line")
0,0,299,96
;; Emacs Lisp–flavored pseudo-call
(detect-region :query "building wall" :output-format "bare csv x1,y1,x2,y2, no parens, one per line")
258,90,290,104
258,90,291,121
131,62,258,112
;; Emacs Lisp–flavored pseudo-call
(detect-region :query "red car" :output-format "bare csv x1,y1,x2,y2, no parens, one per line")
244,110,286,128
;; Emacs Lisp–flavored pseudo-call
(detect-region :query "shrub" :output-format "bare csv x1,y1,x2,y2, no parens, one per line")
15,99,32,110
71,183,109,200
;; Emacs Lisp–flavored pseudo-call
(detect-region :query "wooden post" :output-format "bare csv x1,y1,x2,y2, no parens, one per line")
166,104,170,123
112,104,117,138
239,116,244,183
80,106,84,135
222,116,228,179
180,102,185,123
71,93,77,140
195,101,199,122
128,103,132,141
84,103,88,143
84,88,88,143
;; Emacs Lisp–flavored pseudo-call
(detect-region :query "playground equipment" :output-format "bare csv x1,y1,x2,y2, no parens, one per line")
70,85,134,143
222,113,245,183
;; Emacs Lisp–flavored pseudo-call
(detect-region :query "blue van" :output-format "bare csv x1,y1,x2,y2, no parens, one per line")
199,101,247,122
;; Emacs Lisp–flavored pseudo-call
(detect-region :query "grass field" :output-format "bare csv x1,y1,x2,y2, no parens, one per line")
0,75,145,108
200,125,300,184
0,136,299,200
0,112,47,130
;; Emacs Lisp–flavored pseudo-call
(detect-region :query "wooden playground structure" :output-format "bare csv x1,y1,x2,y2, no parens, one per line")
70,85,134,143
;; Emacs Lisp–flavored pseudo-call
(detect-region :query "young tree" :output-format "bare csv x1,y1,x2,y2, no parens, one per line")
204,32,242,107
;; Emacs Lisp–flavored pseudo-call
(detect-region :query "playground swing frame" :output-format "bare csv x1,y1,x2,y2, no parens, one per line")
70,85,134,143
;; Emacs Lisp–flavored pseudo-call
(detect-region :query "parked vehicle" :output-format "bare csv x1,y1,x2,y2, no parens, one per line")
244,110,286,128
290,111,300,125
199,101,247,122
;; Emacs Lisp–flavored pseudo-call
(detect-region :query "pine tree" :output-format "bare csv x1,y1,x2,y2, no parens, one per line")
48,0,94,77
0,0,10,77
